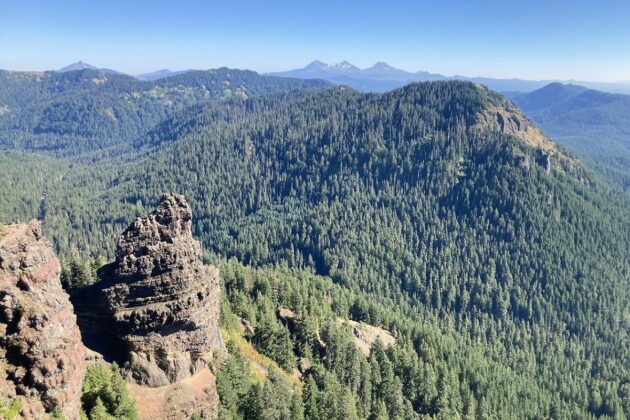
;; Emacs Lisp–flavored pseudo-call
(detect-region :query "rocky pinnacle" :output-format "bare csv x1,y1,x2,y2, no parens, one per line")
72,193,226,387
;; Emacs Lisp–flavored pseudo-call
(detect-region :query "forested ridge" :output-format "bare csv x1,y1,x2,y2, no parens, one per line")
2,78,630,418
0,68,329,154
515,83,630,192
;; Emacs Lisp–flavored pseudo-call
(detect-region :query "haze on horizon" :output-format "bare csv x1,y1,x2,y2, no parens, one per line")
2,0,630,82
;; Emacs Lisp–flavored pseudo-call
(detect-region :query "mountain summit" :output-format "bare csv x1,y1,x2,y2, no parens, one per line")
327,60,360,72
305,59,327,69
365,61,397,72
296,60,361,74
58,61,122,75
58,61,98,72
364,61,414,78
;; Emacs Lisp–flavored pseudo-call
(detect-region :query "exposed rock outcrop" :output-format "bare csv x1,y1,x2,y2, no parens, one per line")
472,92,558,154
344,319,395,357
72,193,225,390
537,149,552,175
0,221,85,419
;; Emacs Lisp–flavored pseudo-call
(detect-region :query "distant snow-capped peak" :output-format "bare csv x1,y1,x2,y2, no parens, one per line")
326,61,358,71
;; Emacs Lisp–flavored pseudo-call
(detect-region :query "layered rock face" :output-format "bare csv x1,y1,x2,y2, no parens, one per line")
73,193,225,388
0,220,85,419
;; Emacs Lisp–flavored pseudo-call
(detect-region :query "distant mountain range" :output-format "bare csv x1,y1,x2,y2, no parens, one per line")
0,67,330,154
56,62,190,81
269,60,447,92
270,60,630,94
50,61,630,94
42,62,630,191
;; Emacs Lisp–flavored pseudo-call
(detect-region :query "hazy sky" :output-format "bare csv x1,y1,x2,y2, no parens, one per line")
2,0,629,82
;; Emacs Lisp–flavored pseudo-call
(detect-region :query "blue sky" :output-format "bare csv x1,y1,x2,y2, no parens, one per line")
1,0,629,81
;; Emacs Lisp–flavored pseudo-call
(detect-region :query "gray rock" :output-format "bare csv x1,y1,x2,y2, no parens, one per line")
72,193,225,387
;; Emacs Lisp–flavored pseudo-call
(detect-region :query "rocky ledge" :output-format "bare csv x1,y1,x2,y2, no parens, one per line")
0,220,85,419
72,193,226,388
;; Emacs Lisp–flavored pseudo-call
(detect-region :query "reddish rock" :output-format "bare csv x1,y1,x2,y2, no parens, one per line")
0,220,85,419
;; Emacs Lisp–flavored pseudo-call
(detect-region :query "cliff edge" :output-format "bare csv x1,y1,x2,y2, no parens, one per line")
0,220,85,419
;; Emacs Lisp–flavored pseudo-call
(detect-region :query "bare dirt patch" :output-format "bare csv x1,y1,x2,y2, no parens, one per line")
127,367,218,420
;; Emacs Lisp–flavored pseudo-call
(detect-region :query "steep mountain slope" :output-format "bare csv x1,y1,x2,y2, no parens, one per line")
515,83,630,191
6,81,626,417
0,68,330,154
0,151,62,225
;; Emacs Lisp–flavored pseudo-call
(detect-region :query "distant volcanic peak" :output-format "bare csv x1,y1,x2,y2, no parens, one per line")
306,60,328,69
135,69,186,81
363,62,413,78
370,61,393,69
58,60,98,72
302,60,359,73
327,60,358,71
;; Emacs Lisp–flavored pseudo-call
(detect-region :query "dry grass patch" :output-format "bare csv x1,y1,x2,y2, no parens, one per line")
221,327,301,390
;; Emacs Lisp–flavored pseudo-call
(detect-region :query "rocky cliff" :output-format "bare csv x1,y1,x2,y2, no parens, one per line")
0,220,85,419
72,193,225,390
